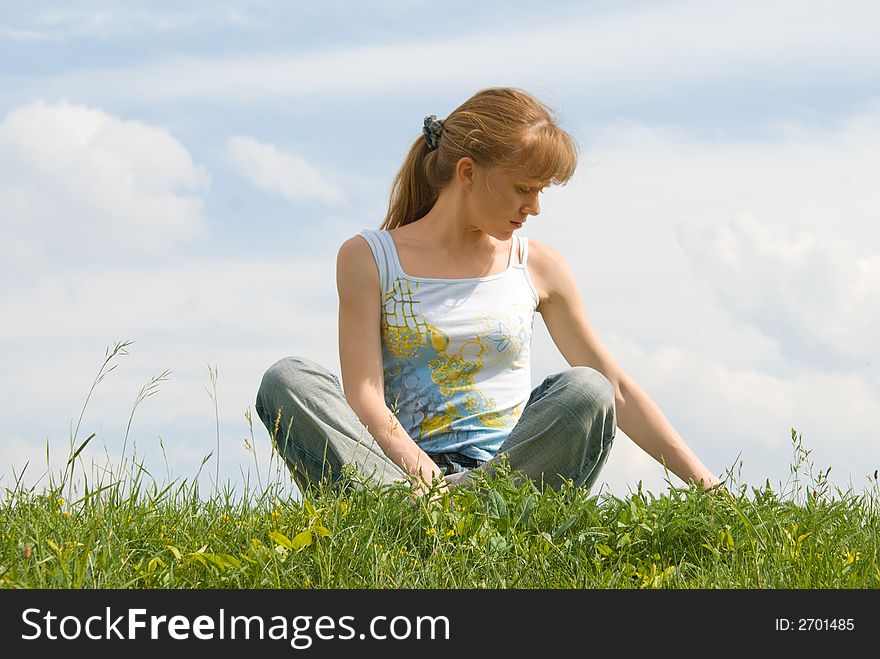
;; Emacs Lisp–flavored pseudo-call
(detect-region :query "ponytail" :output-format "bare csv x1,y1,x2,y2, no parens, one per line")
381,137,438,230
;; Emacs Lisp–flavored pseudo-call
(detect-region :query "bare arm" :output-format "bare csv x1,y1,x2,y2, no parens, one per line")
336,235,446,494
530,239,720,490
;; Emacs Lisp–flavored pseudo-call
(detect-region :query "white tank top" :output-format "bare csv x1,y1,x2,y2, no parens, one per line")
358,228,540,461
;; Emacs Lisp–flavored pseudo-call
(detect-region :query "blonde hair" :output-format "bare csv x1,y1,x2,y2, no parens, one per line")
381,87,578,230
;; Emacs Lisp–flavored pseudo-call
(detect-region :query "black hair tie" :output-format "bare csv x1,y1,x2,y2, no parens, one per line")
422,115,444,151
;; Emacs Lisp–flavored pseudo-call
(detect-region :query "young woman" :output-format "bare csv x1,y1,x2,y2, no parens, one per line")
255,87,721,498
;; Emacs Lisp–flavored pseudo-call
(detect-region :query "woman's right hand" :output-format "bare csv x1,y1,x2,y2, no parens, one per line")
408,465,449,504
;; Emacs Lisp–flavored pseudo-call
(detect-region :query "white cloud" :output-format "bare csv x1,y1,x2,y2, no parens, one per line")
0,252,342,493
591,426,671,500
0,258,335,342
1,5,197,41
0,100,209,273
0,254,341,426
0,100,357,492
678,213,880,370
603,337,879,491
522,100,880,494
225,135,346,207
25,0,880,103
531,100,880,370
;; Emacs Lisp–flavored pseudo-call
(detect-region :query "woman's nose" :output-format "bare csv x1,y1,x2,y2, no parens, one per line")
524,194,541,216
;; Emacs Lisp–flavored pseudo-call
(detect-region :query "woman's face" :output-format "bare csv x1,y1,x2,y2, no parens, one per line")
469,163,546,237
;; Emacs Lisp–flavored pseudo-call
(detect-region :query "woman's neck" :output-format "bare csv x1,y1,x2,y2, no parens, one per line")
403,191,499,258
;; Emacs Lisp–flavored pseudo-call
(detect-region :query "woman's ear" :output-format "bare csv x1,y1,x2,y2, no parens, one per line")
455,156,476,192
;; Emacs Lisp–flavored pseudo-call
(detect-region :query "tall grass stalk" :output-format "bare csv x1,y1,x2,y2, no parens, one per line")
64,340,133,504
121,369,172,474
206,364,220,491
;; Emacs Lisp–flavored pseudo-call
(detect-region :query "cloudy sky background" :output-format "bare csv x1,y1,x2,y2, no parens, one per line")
2,0,878,500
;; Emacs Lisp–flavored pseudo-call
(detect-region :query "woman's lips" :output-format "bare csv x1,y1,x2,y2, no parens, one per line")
510,220,523,228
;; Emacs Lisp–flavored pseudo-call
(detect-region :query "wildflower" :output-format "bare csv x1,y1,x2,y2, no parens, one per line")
842,550,861,566
271,511,280,519
446,529,455,538
425,527,436,536
56,498,65,506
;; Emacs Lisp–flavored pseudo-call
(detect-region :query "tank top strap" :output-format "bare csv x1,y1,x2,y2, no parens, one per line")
358,229,399,292
518,235,530,265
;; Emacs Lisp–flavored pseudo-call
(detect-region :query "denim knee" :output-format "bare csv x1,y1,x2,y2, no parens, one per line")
259,355,320,395
557,366,616,428
256,356,312,425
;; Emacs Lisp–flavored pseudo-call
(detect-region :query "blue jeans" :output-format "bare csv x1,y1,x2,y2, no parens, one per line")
255,356,616,493
428,451,485,476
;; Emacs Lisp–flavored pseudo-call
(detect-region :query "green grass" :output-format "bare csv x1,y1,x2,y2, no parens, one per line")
1,340,878,589
2,463,878,589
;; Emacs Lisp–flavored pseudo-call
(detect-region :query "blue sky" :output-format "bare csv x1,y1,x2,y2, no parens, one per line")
2,0,879,500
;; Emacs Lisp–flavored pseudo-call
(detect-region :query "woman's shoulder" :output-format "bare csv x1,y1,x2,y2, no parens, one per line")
523,236,563,270
336,233,381,301
336,232,378,272
521,237,569,307
338,228,382,251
